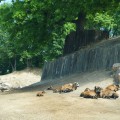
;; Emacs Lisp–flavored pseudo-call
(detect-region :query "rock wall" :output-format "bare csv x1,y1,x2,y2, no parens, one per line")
41,37,120,81
63,30,109,55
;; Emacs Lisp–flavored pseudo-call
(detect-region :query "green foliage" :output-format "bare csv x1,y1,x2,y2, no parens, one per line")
113,3,120,35
0,0,120,74
86,12,117,30
94,12,116,30
42,22,75,61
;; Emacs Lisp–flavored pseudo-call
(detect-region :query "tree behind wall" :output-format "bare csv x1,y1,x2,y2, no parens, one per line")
0,0,120,74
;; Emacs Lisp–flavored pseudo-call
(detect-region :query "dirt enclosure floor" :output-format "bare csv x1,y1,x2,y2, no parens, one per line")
0,70,120,120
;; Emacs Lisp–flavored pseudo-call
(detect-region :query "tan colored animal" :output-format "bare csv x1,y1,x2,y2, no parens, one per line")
80,90,97,99
47,86,63,93
80,88,90,97
48,82,79,93
46,86,62,93
53,84,73,93
60,82,79,93
36,91,45,97
47,86,53,90
80,86,102,99
100,89,119,99
52,86,62,93
106,84,119,92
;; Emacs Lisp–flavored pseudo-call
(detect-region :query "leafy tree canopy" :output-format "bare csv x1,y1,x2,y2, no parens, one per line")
0,0,120,74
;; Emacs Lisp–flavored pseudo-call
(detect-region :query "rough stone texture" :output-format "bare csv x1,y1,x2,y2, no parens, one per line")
41,37,120,81
112,63,120,72
113,67,120,84
0,82,11,92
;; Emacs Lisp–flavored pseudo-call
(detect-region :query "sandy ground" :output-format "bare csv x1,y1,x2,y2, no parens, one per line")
0,68,41,88
0,70,120,120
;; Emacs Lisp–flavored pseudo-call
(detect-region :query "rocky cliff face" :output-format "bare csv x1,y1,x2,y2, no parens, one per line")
63,30,109,55
41,37,120,80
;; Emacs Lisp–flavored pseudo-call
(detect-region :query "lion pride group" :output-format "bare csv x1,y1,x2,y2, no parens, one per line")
36,83,119,99
37,63,120,99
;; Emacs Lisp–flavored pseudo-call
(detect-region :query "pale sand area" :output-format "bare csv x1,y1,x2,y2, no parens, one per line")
0,70,120,120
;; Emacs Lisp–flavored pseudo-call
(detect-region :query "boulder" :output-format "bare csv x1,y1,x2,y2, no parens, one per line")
0,82,12,92
113,68,120,85
112,63,120,72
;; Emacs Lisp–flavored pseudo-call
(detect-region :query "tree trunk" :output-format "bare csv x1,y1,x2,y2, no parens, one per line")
10,60,15,72
10,62,14,72
113,26,118,37
9,56,17,72
14,56,16,71
74,12,86,50
72,12,86,31
26,58,33,68
26,59,29,68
